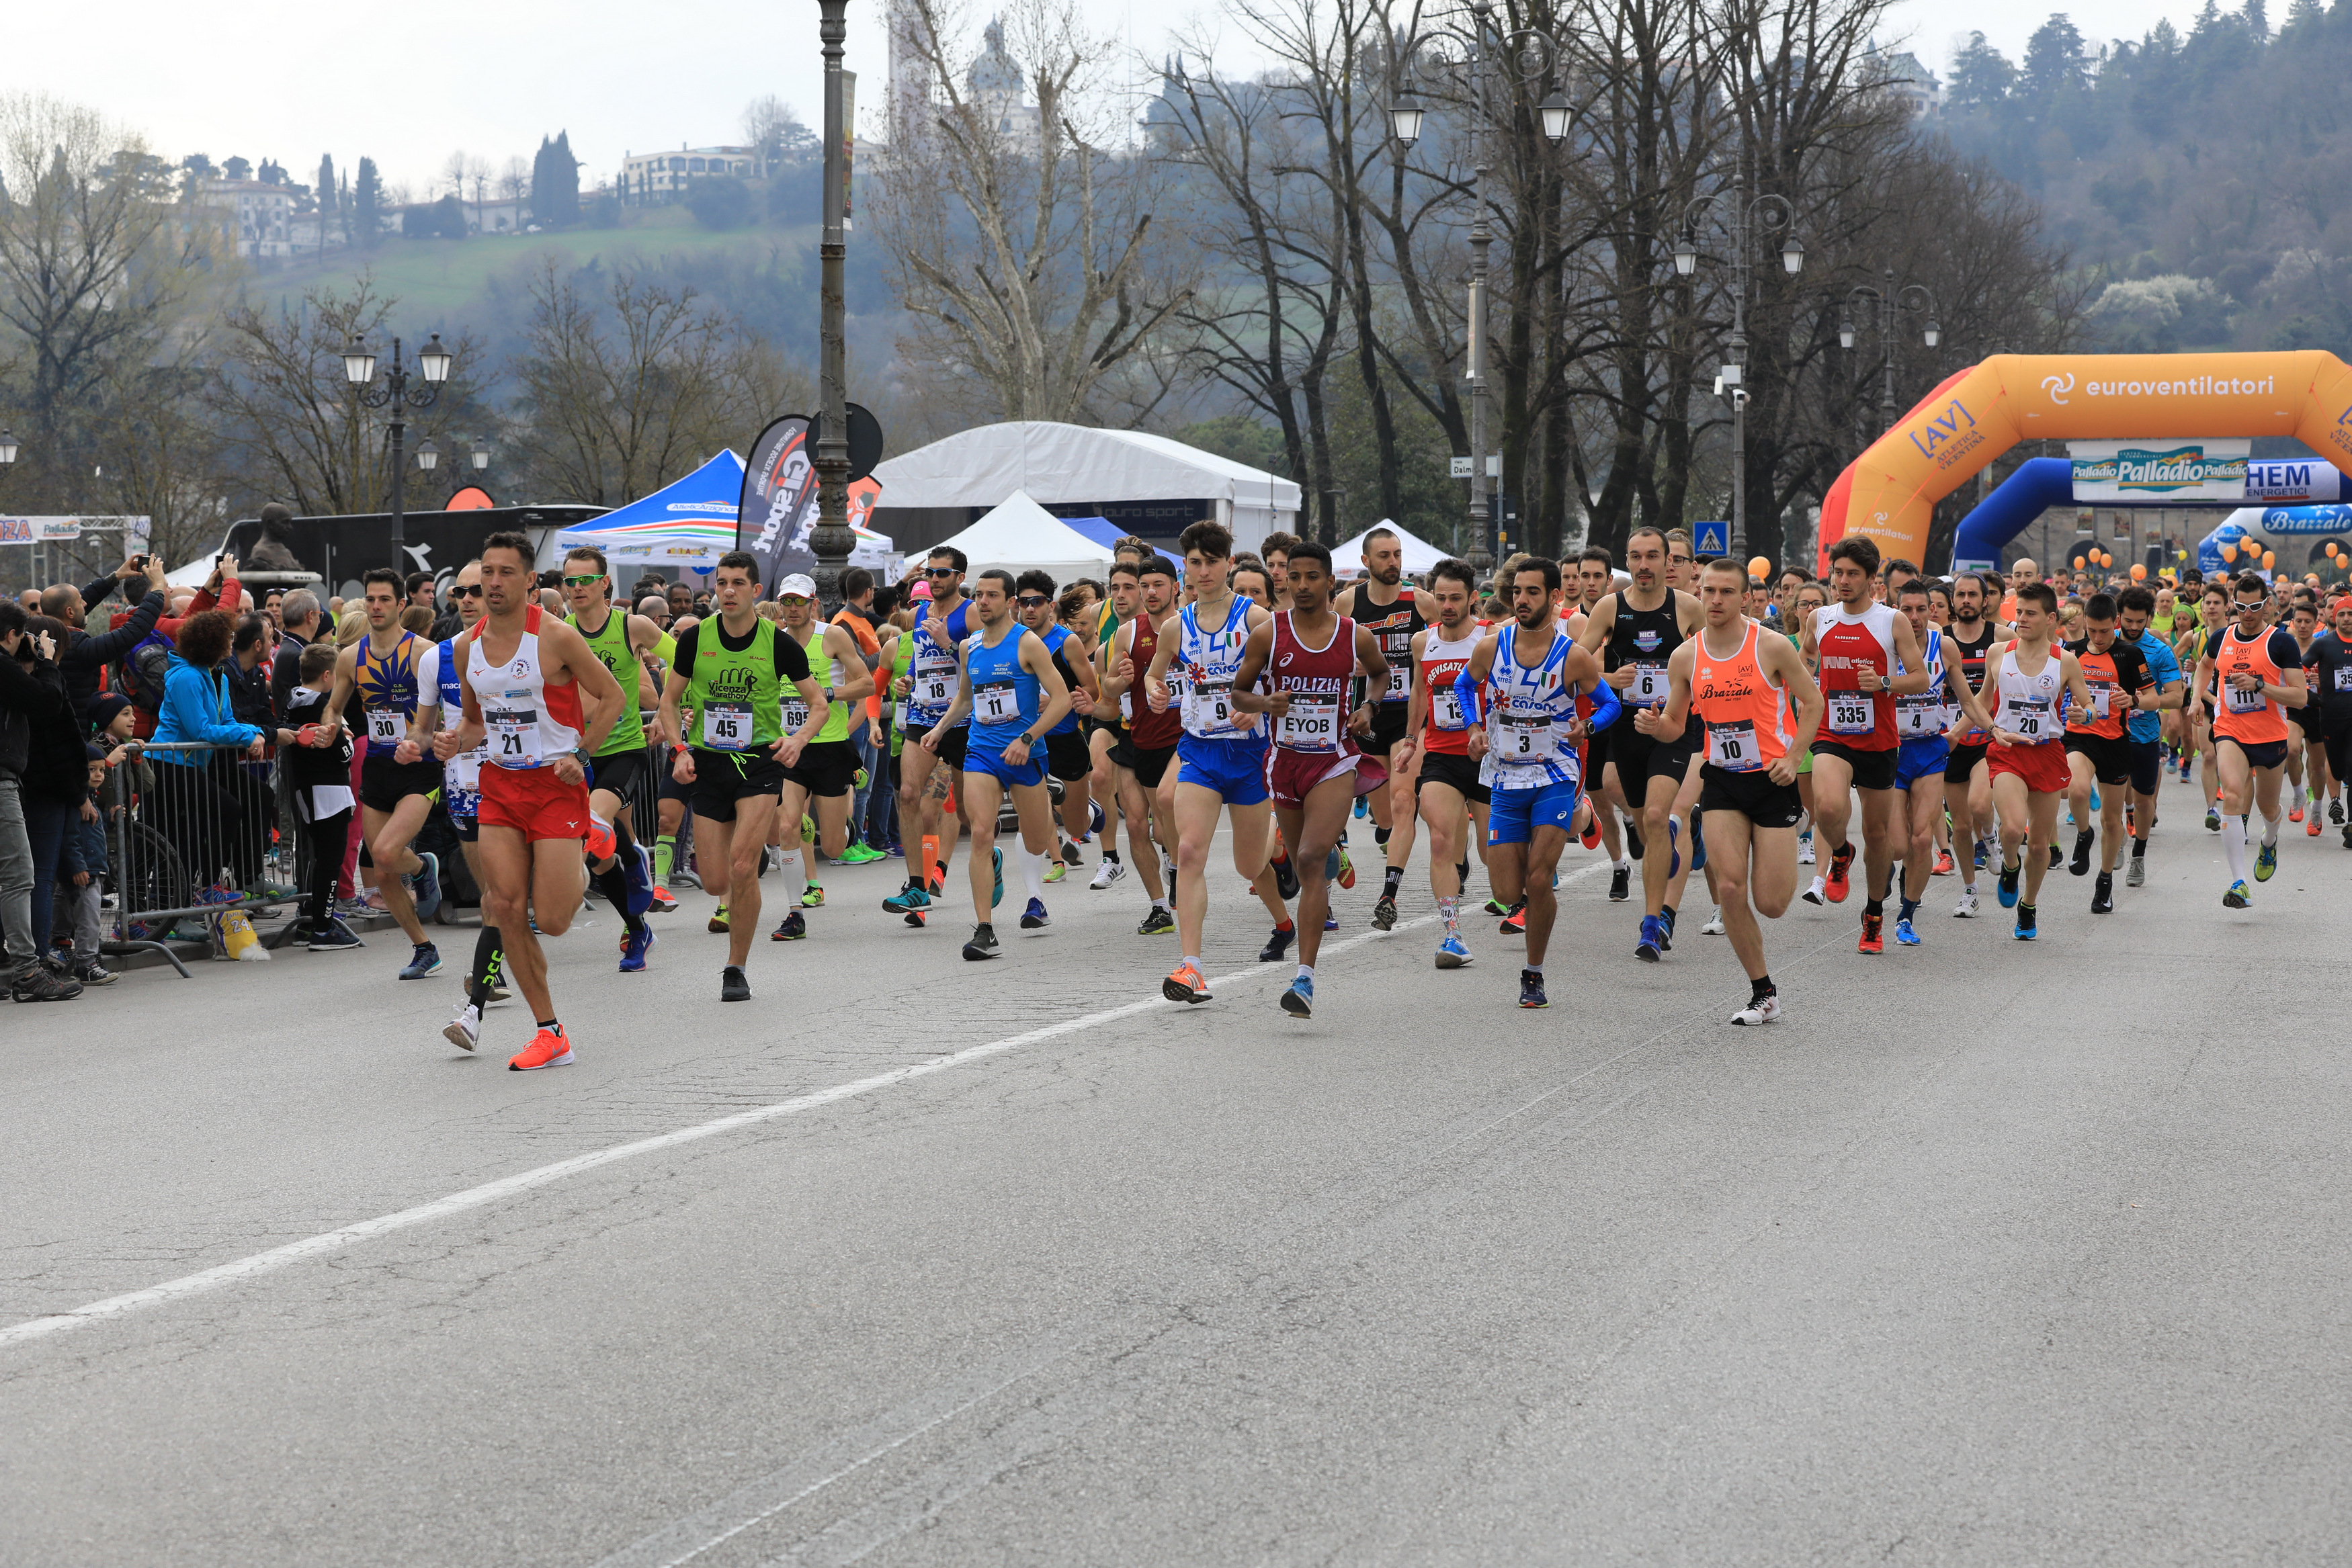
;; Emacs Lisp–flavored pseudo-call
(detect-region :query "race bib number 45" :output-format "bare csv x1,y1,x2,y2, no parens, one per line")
702,703,752,750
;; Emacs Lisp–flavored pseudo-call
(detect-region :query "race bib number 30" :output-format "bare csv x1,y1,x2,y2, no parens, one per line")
368,709,401,745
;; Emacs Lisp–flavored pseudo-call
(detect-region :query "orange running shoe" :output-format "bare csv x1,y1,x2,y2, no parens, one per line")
2291,803,2306,822
1162,961,1210,1004
583,816,617,865
508,1025,574,1072
1932,850,1956,877
2308,814,2322,837
1857,911,1884,954
1824,841,1853,903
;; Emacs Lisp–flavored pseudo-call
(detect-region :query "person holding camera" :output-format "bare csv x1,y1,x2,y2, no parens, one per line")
0,603,85,1000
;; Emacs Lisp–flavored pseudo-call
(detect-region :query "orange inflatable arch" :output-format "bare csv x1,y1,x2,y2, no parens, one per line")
1815,351,2352,574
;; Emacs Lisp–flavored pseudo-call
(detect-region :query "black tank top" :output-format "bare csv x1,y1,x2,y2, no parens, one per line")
1946,621,2001,740
1606,591,1695,742
1349,586,1426,706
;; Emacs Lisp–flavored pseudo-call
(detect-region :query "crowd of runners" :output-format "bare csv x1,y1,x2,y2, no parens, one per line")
13,519,2343,1065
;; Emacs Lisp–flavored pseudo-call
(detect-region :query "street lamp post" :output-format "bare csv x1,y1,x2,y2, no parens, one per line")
470,436,491,474
808,0,856,616
343,333,454,570
1838,269,1940,429
1387,1,1576,575
1673,175,1804,559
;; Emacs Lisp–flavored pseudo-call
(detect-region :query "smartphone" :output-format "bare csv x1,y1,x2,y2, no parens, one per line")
130,554,148,570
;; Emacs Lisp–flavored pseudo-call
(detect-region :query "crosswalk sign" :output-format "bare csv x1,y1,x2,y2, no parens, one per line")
1693,521,1730,556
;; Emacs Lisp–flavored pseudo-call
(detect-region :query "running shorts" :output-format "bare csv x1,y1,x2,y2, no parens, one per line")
903,722,968,770
1942,740,1988,785
477,763,591,843
2063,732,2136,787
1359,703,1411,759
585,746,649,805
1608,716,1697,791
689,748,786,822
1987,739,2069,793
2324,720,2352,783
2217,735,2289,772
1487,779,1581,845
1177,732,1270,806
359,754,444,814
1265,747,1358,812
964,745,1048,791
1109,733,1177,789
782,738,858,799
1045,728,1092,783
1697,763,1804,828
1894,736,1950,791
1811,738,1898,791
1415,749,1490,806
2126,737,2164,797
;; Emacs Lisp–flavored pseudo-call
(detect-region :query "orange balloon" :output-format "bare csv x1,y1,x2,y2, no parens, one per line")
2130,563,2148,580
2221,542,2238,561
1747,555,1771,580
2263,550,2277,569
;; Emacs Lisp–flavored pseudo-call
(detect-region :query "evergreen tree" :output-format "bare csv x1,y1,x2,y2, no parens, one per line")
1949,32,2018,109
222,154,253,181
317,155,337,214
2279,0,2320,31
355,156,383,249
2023,13,2091,97
531,132,582,226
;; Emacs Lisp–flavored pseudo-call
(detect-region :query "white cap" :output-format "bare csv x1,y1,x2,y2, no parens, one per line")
776,573,818,600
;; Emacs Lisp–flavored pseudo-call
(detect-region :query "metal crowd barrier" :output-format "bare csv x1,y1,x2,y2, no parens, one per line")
104,740,297,978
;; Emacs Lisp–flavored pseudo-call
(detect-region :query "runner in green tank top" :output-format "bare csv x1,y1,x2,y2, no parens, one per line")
768,574,877,937
560,546,681,941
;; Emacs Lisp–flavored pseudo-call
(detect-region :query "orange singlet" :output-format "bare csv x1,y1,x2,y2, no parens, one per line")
2210,623,2292,746
1691,619,1788,775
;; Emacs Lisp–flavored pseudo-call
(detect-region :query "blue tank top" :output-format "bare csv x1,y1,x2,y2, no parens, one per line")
355,631,424,757
1039,623,1082,734
966,624,1040,750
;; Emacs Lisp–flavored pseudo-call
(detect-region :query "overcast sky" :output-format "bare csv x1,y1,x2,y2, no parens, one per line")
3,0,2203,198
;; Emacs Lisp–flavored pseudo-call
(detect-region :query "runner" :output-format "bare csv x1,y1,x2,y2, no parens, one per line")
2312,597,2352,848
432,531,627,1066
2287,599,2326,835
2180,583,2228,816
2189,572,2310,908
561,546,674,972
1648,558,1823,1022
653,550,827,1000
884,548,973,920
1097,556,1181,934
1406,558,1491,969
2114,584,2187,885
1976,582,2101,940
770,575,874,938
2060,591,2156,914
1464,557,1613,1006
1228,541,1388,1017
1015,568,1103,875
1939,572,2010,915
918,568,1073,960
1798,535,1935,953
416,560,514,1050
1149,522,1288,1003
326,566,446,981
1335,527,1439,930
1888,580,1998,945
1579,528,1704,959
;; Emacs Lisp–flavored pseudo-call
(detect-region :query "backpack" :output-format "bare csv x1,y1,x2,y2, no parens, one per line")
110,627,176,715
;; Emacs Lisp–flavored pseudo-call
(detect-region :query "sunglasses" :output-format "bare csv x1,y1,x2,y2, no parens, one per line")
453,584,485,599
1016,595,1049,608
926,567,960,578
560,574,605,588
2233,599,2267,611
778,595,813,607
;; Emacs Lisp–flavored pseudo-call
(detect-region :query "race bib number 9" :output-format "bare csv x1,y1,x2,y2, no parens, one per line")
702,703,751,750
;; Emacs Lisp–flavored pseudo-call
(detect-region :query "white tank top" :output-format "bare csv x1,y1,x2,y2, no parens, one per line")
1991,644,2062,744
1895,625,1949,740
1177,596,1256,739
466,607,585,770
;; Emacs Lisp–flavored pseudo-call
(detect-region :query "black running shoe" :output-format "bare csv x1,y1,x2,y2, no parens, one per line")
1258,924,1296,962
1136,904,1176,936
720,965,751,1002
1625,818,1645,860
962,923,1001,960
2048,841,2064,870
2091,870,2113,914
1519,967,1548,1008
1371,894,1398,930
1271,854,1299,900
1608,864,1632,902
2069,828,2094,877
771,910,806,941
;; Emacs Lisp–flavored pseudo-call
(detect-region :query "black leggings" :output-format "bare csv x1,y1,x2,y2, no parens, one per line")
302,810,352,926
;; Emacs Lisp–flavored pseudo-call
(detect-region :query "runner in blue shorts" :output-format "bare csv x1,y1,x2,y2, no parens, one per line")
1888,580,1998,947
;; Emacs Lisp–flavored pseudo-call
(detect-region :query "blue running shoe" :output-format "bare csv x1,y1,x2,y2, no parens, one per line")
2014,903,2038,941
398,942,442,980
1667,818,1682,879
1088,797,1105,837
1689,818,1707,872
1435,934,1472,969
1281,975,1314,1017
624,843,655,920
1519,967,1548,1008
1894,916,1921,946
1324,913,1338,931
408,851,442,920
1019,896,1050,930
883,879,931,914
1997,860,2020,908
992,846,1005,909
2255,840,2277,882
1352,795,1368,819
1636,914,1665,962
620,924,657,971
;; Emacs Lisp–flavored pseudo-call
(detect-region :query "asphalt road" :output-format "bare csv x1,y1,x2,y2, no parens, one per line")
5,795,2350,1566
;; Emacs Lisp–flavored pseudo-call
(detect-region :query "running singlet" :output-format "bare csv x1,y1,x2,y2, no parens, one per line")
683,615,786,753
905,602,972,728
569,608,644,754
1265,611,1359,756
966,627,1040,750
783,621,849,742
466,607,585,770
2206,623,2298,745
421,635,487,816
2063,638,2146,740
1039,623,1083,736
1177,597,1260,740
1946,624,2001,745
1419,625,1482,756
1691,620,1788,775
1478,625,1582,791
1895,625,1949,741
355,630,425,757
1811,602,1900,749
1605,591,1686,712
1125,609,1183,749
1990,646,2063,745
1352,590,1424,706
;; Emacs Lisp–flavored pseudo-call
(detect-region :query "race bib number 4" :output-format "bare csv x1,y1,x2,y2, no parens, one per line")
1827,692,1874,736
1277,697,1339,752
1707,719,1761,772
701,703,752,750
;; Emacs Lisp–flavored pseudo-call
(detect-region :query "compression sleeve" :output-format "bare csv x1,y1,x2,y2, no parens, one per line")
1452,664,1484,727
650,627,678,668
1585,672,1622,734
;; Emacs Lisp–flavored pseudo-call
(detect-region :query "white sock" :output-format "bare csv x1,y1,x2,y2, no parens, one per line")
1183,953,1200,970
780,848,806,895
1296,963,1312,982
1154,896,1172,912
2223,817,2250,881
2262,813,2282,846
2292,785,2305,810
1015,842,1047,900
1614,857,1630,872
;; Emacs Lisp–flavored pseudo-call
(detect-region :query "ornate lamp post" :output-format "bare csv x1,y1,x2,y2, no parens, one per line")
1839,269,1941,427
809,0,856,615
1672,177,1804,557
343,332,454,569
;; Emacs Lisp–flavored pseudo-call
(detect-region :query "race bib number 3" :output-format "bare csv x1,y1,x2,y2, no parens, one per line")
1827,693,1874,735
702,703,752,750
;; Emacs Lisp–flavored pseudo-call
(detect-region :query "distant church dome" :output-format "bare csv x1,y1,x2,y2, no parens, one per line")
969,17,1024,97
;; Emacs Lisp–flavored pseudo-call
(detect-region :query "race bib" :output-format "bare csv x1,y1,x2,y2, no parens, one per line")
917,671,954,707
1631,660,1668,707
975,680,1018,724
1897,695,1940,736
701,702,752,750
2336,666,2352,693
1277,697,1339,752
893,699,909,727
367,709,401,746
1707,718,1761,772
2082,681,2113,720
1497,711,1550,760
485,707,541,767
1827,692,1874,736
2008,698,2051,740
2224,678,2267,713
1430,682,1466,731
1197,675,1236,730
1383,662,1409,701
783,699,810,733
1120,689,1134,721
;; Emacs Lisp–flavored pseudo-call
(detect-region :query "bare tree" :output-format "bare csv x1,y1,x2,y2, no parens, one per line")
499,156,530,204
873,0,1198,426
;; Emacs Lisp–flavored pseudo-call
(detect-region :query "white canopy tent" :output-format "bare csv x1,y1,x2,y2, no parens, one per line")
870,422,1302,550
1331,520,1450,578
900,490,1116,589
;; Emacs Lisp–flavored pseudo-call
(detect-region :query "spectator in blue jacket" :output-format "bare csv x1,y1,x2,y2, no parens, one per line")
54,746,116,985
149,610,269,898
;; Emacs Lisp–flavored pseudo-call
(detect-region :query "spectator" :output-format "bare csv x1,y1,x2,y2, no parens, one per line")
273,640,360,949
0,605,83,1000
638,593,671,630
401,605,435,636
260,586,286,629
53,746,115,984
667,581,696,622
226,615,276,730
46,554,171,715
270,589,324,716
149,609,268,899
405,572,437,614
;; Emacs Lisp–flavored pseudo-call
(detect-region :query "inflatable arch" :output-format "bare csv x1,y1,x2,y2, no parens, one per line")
1816,351,2352,576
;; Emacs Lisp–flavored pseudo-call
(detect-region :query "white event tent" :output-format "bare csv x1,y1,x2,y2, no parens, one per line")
900,490,1116,587
870,422,1301,550
1332,520,1450,578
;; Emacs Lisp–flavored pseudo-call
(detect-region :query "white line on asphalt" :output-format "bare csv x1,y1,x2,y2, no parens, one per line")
3,879,1550,1352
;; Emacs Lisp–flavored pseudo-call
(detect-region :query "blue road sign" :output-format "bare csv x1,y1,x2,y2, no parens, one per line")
1693,521,1730,556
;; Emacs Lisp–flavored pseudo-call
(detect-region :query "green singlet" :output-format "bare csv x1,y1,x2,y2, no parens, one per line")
571,605,645,754
685,615,784,753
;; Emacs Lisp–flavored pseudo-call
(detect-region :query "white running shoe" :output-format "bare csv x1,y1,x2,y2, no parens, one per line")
1701,908,1725,935
1089,857,1126,891
1801,874,1826,906
1730,992,1782,1026
1798,834,1816,866
1953,889,1980,918
444,1001,481,1052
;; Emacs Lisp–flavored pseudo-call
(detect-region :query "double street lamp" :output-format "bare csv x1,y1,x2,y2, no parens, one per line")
1839,269,1941,426
1386,0,1577,574
1671,177,1805,558
342,332,455,568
